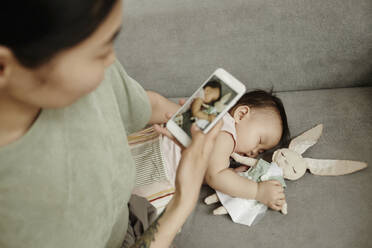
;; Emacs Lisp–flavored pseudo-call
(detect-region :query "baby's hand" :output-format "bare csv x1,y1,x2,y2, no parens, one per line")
255,180,286,211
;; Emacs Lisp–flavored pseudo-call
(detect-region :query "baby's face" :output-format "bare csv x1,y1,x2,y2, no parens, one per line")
234,107,282,158
203,86,220,104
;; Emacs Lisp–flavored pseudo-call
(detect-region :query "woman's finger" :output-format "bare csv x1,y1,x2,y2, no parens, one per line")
153,124,185,149
178,98,187,106
187,120,222,158
165,112,173,120
202,120,223,154
153,124,170,136
153,124,174,140
206,120,223,139
188,124,205,150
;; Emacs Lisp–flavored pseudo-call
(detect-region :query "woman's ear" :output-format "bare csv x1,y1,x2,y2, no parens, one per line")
233,105,250,123
0,46,14,89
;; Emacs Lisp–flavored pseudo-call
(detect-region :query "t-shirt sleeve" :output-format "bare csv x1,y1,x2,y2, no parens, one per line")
105,59,152,135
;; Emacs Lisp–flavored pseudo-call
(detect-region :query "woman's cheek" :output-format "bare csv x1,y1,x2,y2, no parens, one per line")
79,64,106,93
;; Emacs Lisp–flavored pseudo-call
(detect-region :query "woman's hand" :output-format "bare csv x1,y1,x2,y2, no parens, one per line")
174,121,223,210
147,91,185,125
153,98,187,149
131,121,222,248
255,180,286,211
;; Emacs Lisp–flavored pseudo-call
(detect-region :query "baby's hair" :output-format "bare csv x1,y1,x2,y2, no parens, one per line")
230,89,290,147
203,79,222,104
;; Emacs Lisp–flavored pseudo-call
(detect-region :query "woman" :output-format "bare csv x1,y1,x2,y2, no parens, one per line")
0,0,221,247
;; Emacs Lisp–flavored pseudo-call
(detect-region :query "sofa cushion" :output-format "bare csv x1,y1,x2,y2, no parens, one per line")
173,87,372,248
116,0,372,97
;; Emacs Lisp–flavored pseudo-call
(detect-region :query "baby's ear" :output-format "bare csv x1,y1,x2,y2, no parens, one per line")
304,158,368,176
233,105,250,122
288,124,323,155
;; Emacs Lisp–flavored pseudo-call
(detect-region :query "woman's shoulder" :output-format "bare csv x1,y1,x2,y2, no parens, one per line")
102,59,152,134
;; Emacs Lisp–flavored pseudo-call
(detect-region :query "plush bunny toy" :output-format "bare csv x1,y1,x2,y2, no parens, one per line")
205,124,368,224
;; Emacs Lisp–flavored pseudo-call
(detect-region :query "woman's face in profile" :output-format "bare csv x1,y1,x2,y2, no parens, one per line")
2,0,123,108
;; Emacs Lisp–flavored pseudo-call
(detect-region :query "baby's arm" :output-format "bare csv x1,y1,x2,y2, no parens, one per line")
205,132,285,210
191,98,213,121
205,132,258,199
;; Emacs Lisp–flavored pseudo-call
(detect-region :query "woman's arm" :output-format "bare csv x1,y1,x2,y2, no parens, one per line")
146,91,180,125
131,121,223,248
130,195,193,248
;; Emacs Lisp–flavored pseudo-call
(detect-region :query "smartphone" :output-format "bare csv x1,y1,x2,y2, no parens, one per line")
166,68,246,147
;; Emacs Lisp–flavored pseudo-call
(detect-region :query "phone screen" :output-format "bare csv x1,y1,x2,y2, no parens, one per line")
172,75,238,137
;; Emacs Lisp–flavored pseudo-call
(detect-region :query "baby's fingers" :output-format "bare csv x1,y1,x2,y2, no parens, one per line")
280,192,286,198
275,199,286,206
267,180,285,193
270,203,282,211
273,199,287,212
268,180,283,187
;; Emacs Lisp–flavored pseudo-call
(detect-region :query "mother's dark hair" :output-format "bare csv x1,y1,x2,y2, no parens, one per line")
1,0,117,68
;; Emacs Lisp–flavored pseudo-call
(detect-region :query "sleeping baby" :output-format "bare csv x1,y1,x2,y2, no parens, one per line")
131,90,290,213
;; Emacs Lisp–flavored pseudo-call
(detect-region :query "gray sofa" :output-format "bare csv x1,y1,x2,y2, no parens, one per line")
115,0,372,247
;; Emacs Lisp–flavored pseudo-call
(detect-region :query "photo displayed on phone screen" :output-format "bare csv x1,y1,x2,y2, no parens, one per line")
173,76,238,137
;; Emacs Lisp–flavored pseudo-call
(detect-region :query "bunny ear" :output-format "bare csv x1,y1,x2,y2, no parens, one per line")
288,124,323,155
231,153,257,166
304,158,368,176
221,92,232,102
214,93,232,112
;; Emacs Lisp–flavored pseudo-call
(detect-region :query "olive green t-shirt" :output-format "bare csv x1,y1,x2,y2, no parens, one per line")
0,60,151,248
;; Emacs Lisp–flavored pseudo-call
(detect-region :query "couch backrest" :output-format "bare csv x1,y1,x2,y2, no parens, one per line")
115,0,372,97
